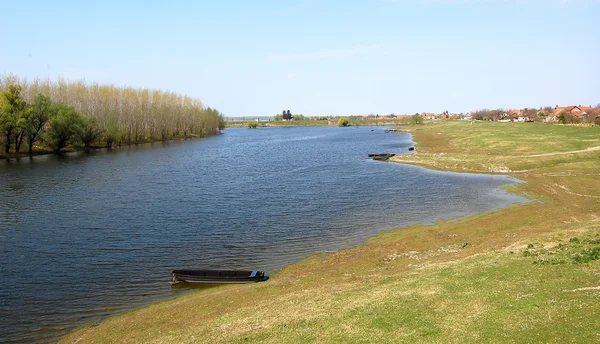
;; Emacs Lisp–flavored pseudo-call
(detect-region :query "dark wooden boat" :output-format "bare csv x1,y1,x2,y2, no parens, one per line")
171,270,269,284
368,153,396,161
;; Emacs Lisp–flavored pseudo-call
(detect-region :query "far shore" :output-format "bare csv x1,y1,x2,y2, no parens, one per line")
225,118,412,128
62,121,600,343
0,121,401,159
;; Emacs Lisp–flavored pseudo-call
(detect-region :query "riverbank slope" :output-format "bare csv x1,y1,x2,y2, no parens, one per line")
62,121,600,343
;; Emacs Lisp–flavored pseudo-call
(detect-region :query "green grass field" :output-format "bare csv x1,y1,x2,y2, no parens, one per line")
62,121,600,343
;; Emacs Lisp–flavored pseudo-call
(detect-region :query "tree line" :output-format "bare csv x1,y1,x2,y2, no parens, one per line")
0,74,225,155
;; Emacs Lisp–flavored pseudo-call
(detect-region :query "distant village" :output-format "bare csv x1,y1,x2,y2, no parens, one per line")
329,104,600,125
375,105,600,124
425,105,600,124
230,105,600,126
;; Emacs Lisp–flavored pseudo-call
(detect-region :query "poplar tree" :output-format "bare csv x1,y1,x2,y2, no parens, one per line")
0,74,225,152
0,84,27,154
24,94,53,154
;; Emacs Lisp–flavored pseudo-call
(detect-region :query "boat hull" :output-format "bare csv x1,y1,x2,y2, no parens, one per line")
171,270,268,284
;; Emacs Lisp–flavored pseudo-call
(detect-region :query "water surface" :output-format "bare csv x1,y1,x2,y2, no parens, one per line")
0,126,527,343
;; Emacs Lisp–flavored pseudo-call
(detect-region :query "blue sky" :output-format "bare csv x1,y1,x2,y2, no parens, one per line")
1,0,599,117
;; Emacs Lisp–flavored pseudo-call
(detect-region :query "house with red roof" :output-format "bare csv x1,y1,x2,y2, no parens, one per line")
553,105,594,118
508,109,524,119
549,105,599,123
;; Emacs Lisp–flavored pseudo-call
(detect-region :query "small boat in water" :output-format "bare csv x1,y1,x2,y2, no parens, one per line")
171,269,269,284
368,153,396,161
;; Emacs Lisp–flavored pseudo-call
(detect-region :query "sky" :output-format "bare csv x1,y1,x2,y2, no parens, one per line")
1,0,599,118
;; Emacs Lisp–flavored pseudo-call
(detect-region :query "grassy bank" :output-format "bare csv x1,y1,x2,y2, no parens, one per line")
62,121,600,343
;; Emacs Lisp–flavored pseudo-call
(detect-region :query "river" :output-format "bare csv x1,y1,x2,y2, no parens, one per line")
0,126,527,343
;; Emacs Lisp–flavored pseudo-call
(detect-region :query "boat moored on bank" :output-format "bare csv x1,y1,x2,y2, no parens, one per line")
170,270,269,284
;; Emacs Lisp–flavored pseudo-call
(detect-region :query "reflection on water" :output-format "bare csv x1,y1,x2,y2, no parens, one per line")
170,283,224,291
0,126,527,343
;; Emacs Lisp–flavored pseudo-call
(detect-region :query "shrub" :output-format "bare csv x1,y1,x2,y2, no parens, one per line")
45,103,83,153
411,114,423,124
338,117,349,127
246,120,258,129
573,247,600,264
